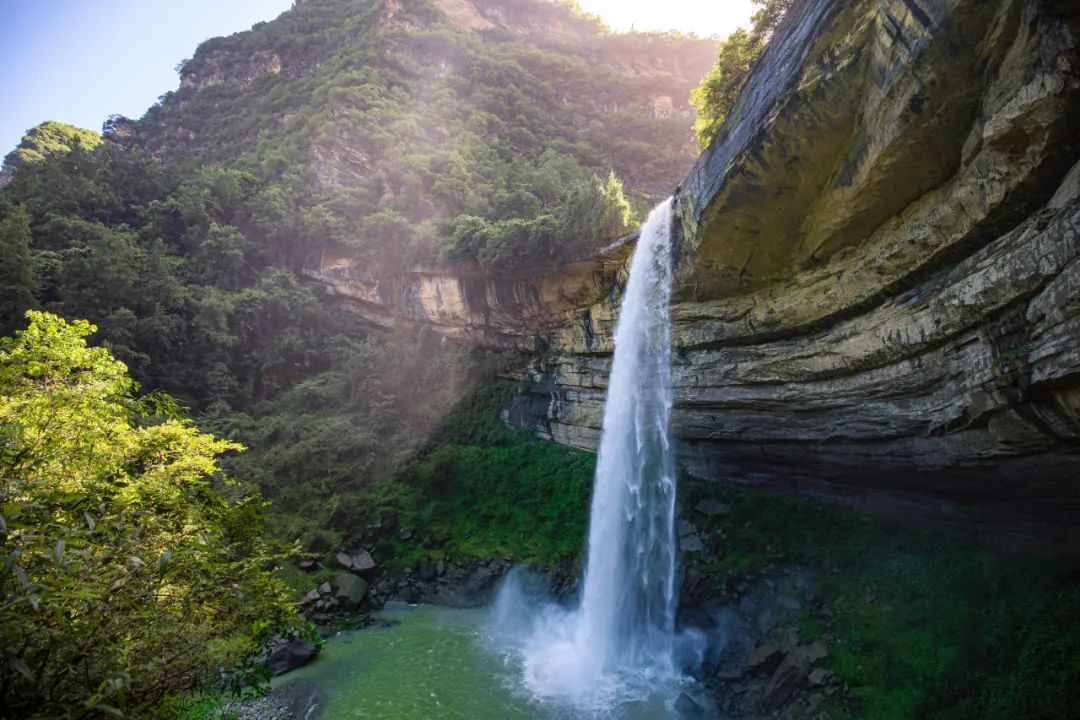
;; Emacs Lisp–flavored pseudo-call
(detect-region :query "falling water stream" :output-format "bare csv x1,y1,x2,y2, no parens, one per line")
496,198,688,713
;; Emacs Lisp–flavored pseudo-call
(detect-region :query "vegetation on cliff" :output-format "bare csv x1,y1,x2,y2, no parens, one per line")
682,480,1080,720
0,312,297,718
0,121,103,184
690,0,793,148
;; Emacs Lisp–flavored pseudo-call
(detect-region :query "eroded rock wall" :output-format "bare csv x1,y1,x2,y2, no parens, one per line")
505,0,1080,546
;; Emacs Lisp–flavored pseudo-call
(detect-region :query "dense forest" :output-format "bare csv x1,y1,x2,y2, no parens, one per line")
0,0,720,714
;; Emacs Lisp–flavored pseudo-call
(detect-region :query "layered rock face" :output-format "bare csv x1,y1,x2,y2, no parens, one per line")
505,0,1080,546
304,234,635,347
314,0,1080,544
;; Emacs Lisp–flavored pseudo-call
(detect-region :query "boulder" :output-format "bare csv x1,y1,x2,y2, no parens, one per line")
416,557,436,582
694,499,729,517
679,533,704,552
333,573,368,610
763,641,829,710
745,644,784,677
350,550,376,572
808,667,833,686
673,691,710,718
334,551,355,570
264,638,317,676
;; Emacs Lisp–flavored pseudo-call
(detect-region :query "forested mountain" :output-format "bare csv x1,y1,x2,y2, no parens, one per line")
0,0,715,565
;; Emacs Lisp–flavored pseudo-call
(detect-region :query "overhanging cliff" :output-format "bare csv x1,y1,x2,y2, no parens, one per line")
508,0,1080,546
317,0,1080,545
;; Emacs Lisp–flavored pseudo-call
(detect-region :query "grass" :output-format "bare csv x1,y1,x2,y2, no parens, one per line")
388,381,595,567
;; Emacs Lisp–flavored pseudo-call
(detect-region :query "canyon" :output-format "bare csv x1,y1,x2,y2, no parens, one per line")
312,0,1080,547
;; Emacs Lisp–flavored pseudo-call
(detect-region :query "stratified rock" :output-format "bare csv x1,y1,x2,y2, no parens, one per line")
333,573,368,610
499,0,1080,550
264,638,317,676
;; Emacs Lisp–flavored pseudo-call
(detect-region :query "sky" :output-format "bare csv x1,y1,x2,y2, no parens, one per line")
0,0,755,156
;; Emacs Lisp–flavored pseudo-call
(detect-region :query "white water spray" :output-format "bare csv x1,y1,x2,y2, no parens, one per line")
497,198,680,709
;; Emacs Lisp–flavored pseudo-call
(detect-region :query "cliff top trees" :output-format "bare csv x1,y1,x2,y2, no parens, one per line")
691,0,794,149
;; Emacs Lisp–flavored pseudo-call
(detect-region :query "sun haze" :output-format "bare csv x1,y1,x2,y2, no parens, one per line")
577,0,757,37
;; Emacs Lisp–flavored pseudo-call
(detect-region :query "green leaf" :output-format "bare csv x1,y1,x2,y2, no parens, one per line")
8,655,34,682
12,563,30,592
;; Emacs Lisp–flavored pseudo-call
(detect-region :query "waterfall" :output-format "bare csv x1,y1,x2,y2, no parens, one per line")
575,197,678,673
500,198,680,709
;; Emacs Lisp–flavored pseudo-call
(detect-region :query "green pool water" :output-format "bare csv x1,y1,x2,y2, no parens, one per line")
276,604,699,720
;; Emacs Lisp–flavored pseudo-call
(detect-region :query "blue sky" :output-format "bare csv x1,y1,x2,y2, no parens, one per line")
0,0,294,154
1,1,752,156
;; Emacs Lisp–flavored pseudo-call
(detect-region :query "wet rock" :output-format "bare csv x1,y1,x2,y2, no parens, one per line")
745,644,784,677
763,641,829,710
680,533,705,552
777,595,802,611
333,573,368,610
264,638,317,676
350,550,376,572
674,691,711,718
694,499,729,517
415,557,435,581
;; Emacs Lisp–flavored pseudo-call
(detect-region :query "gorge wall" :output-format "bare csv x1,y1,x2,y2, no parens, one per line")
318,0,1080,548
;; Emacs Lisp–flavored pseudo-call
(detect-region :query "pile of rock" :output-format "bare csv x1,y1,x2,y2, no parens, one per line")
297,548,379,625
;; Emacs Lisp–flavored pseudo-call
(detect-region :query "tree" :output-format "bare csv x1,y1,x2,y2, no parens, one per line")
1,121,102,177
0,312,297,718
0,204,37,335
691,0,794,148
